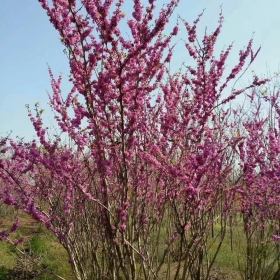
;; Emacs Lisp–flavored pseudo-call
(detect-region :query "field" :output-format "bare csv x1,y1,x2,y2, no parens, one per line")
2,203,279,280
0,205,75,280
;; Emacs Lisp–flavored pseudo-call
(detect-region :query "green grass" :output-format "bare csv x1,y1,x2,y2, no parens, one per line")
0,205,280,279
0,242,17,268
207,223,245,271
0,209,75,280
27,233,75,280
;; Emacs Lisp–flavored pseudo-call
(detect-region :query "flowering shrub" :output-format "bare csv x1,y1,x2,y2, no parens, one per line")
0,1,278,279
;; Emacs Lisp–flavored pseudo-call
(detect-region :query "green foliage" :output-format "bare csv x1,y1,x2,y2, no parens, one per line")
29,235,49,255
0,267,10,280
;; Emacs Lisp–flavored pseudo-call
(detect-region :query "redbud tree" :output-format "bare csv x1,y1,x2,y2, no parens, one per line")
228,77,280,280
0,0,271,279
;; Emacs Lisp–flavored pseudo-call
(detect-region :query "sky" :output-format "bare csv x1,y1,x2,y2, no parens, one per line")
1,0,280,141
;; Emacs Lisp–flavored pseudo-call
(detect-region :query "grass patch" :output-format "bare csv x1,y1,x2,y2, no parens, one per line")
0,205,280,279
0,242,17,269
0,209,75,280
